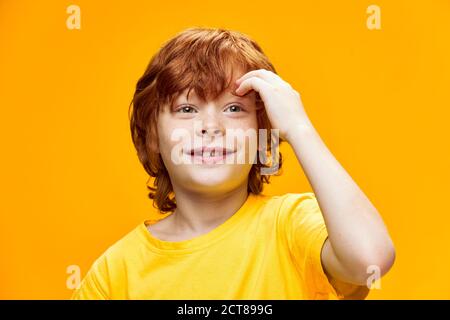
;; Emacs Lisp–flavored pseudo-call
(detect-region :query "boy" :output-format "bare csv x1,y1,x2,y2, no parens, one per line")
71,27,395,300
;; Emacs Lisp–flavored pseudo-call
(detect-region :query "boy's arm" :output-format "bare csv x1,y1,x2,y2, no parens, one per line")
286,122,395,290
235,69,396,297
323,239,370,299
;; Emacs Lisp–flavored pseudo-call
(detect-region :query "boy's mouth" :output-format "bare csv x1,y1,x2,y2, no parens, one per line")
184,146,236,164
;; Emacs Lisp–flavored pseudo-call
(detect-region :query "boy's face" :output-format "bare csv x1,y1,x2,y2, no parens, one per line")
156,73,259,195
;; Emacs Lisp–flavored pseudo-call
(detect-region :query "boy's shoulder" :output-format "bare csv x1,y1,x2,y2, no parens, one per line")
259,191,317,211
96,222,147,265
258,192,323,227
262,191,316,201
254,192,320,223
73,224,147,299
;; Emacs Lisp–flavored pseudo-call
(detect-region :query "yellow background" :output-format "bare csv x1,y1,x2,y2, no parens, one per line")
1,0,449,299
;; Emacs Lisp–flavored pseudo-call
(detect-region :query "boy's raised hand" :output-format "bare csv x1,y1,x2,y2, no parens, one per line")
234,69,312,141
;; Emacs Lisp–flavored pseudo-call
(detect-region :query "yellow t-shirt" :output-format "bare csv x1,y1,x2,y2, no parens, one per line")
71,192,343,300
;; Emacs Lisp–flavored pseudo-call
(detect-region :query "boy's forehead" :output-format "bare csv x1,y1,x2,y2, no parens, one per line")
175,86,255,103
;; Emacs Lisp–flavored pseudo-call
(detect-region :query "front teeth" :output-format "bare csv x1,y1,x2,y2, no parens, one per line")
203,150,215,157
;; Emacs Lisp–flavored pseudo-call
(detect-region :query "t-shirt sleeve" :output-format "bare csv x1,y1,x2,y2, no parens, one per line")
70,254,111,300
280,192,344,300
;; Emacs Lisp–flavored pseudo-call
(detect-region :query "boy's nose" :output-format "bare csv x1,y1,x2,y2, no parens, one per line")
200,127,222,136
195,105,225,137
197,112,225,137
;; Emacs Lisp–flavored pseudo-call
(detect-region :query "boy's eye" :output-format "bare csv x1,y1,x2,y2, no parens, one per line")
177,105,197,113
224,104,243,113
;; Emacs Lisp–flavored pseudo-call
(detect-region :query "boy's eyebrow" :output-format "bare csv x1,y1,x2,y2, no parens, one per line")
173,88,255,105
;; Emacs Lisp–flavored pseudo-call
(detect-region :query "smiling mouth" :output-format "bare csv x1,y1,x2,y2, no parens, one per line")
183,147,236,164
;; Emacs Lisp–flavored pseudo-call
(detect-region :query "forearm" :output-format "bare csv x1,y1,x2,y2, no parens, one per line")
285,122,395,283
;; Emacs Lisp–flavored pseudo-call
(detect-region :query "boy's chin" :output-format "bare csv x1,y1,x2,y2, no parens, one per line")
188,173,236,188
180,167,249,191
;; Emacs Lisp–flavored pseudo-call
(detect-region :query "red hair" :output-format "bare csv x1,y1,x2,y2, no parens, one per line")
129,27,283,213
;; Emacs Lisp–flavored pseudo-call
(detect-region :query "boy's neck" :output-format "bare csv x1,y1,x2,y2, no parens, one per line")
169,183,249,235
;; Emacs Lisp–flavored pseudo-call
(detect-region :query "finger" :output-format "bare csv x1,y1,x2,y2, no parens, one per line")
236,69,286,87
234,76,273,99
